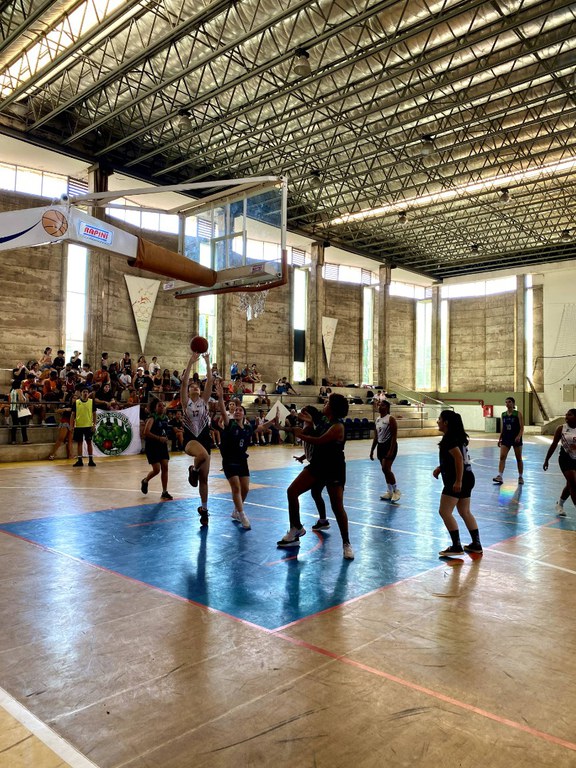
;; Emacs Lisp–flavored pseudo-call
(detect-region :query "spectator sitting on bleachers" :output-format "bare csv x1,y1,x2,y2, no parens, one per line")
78,363,91,380
249,363,261,383
94,382,114,410
230,360,239,379
162,369,173,393
149,356,161,375
169,410,185,451
211,363,221,379
254,384,270,407
70,351,82,369
11,363,28,386
53,350,66,372
254,410,275,445
171,370,181,388
122,352,132,373
22,375,44,423
93,364,110,388
39,347,53,370
275,377,298,395
283,407,299,444
319,385,332,403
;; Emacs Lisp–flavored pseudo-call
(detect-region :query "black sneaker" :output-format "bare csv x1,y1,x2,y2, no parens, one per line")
438,544,465,557
198,506,209,526
312,519,330,530
73,459,83,467
88,459,96,467
161,491,173,501
141,479,148,495
463,543,483,555
188,466,199,487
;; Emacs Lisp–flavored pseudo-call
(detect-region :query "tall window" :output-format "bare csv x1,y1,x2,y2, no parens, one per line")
293,268,308,383
362,287,374,384
198,295,217,374
65,244,88,359
416,300,432,390
440,299,449,390
525,274,533,380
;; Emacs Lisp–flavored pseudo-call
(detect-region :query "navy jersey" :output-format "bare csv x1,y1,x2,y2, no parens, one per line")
220,420,253,463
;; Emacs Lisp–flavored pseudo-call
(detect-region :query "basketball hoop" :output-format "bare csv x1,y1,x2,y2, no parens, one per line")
239,290,269,320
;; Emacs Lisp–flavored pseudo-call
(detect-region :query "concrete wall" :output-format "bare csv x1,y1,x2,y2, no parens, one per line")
323,281,362,384
449,294,515,391
387,296,415,389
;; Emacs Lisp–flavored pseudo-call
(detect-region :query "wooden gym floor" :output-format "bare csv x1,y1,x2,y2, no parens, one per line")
0,434,575,768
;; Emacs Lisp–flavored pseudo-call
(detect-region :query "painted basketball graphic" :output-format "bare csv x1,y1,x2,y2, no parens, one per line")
42,209,68,237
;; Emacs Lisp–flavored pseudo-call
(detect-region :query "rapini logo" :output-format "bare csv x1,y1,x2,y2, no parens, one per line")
94,411,133,455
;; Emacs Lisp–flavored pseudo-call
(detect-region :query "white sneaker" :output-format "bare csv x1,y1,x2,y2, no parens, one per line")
343,543,355,560
231,509,242,522
380,491,392,500
239,511,251,530
277,526,306,547
556,503,567,517
391,489,402,502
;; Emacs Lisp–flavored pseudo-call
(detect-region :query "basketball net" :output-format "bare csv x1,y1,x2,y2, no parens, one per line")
238,290,269,321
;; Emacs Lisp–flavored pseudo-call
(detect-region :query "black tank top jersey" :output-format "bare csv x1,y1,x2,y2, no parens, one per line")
220,420,253,463
501,410,521,439
148,415,169,440
439,438,473,477
308,419,346,471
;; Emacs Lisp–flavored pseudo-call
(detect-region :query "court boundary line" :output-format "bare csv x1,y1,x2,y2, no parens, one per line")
0,685,101,768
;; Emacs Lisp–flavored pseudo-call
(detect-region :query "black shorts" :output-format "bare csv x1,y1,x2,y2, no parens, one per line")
307,461,346,487
441,470,475,499
222,459,250,479
145,444,169,464
559,449,576,473
501,436,522,448
73,426,93,442
377,441,397,462
184,426,212,454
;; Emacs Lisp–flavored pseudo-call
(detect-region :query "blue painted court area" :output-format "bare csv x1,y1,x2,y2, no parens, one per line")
0,439,573,630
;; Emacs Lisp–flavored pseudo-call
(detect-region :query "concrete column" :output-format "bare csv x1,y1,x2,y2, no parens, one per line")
85,163,111,368
309,242,325,386
376,264,392,387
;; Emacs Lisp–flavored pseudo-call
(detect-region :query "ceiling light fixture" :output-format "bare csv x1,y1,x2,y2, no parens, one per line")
175,108,192,132
397,211,407,224
420,134,435,156
560,229,572,241
498,188,510,203
293,48,311,77
470,243,480,254
309,169,322,189
329,154,576,226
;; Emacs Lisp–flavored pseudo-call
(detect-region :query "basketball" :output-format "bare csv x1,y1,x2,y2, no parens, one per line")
190,335,209,353
42,209,68,237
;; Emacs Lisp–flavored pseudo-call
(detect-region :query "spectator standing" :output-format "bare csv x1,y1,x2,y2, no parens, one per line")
71,389,96,467
9,379,30,445
70,351,82,370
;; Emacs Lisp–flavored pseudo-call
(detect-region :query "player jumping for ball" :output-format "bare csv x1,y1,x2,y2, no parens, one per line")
181,350,213,526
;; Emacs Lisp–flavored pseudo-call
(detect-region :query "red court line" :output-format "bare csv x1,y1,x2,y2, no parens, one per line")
273,632,576,753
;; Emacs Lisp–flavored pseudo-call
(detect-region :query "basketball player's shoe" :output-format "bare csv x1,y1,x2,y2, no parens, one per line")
277,526,306,547
343,543,355,560
463,543,483,555
380,490,392,500
198,506,209,526
556,502,567,517
438,544,465,557
391,489,402,502
312,519,330,530
492,474,504,484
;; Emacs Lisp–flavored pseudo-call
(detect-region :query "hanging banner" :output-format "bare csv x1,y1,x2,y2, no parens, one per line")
92,405,142,457
322,316,338,367
125,275,160,352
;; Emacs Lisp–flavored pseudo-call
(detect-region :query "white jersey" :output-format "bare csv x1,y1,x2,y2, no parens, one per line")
184,397,209,436
375,414,393,444
560,424,576,459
